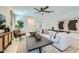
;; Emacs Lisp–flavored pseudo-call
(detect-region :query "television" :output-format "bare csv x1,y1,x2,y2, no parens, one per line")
0,14,6,29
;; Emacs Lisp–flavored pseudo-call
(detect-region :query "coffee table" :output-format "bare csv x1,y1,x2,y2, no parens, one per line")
27,36,53,53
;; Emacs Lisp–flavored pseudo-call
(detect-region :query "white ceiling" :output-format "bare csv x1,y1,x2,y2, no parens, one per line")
10,6,79,20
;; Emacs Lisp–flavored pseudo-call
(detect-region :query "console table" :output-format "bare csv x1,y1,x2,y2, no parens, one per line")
0,32,13,53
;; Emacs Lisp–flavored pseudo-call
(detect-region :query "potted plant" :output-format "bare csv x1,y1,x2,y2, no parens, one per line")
15,20,24,30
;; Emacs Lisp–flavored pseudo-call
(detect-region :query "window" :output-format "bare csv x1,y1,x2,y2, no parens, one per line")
58,21,64,29
68,20,77,30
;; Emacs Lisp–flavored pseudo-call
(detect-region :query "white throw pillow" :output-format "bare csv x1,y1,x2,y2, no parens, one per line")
49,31,55,35
50,32,57,42
0,30,4,33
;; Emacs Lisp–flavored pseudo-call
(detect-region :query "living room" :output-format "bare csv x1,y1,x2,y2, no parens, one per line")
0,6,79,53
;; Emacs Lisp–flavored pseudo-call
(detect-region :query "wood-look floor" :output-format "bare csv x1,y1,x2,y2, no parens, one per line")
4,37,27,53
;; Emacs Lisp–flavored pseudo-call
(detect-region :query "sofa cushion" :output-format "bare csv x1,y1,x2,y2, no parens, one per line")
52,33,71,51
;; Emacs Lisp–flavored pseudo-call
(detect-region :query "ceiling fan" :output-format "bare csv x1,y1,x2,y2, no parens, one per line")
33,6,54,15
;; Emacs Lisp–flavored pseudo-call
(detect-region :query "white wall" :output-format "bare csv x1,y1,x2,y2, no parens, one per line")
53,10,79,31
48,11,79,40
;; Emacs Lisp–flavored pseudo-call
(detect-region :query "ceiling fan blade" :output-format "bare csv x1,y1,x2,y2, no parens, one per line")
33,8,40,12
43,10,54,13
33,12,40,14
42,6,49,11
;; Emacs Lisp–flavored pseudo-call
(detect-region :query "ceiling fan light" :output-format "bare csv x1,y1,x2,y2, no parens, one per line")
41,12,43,14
